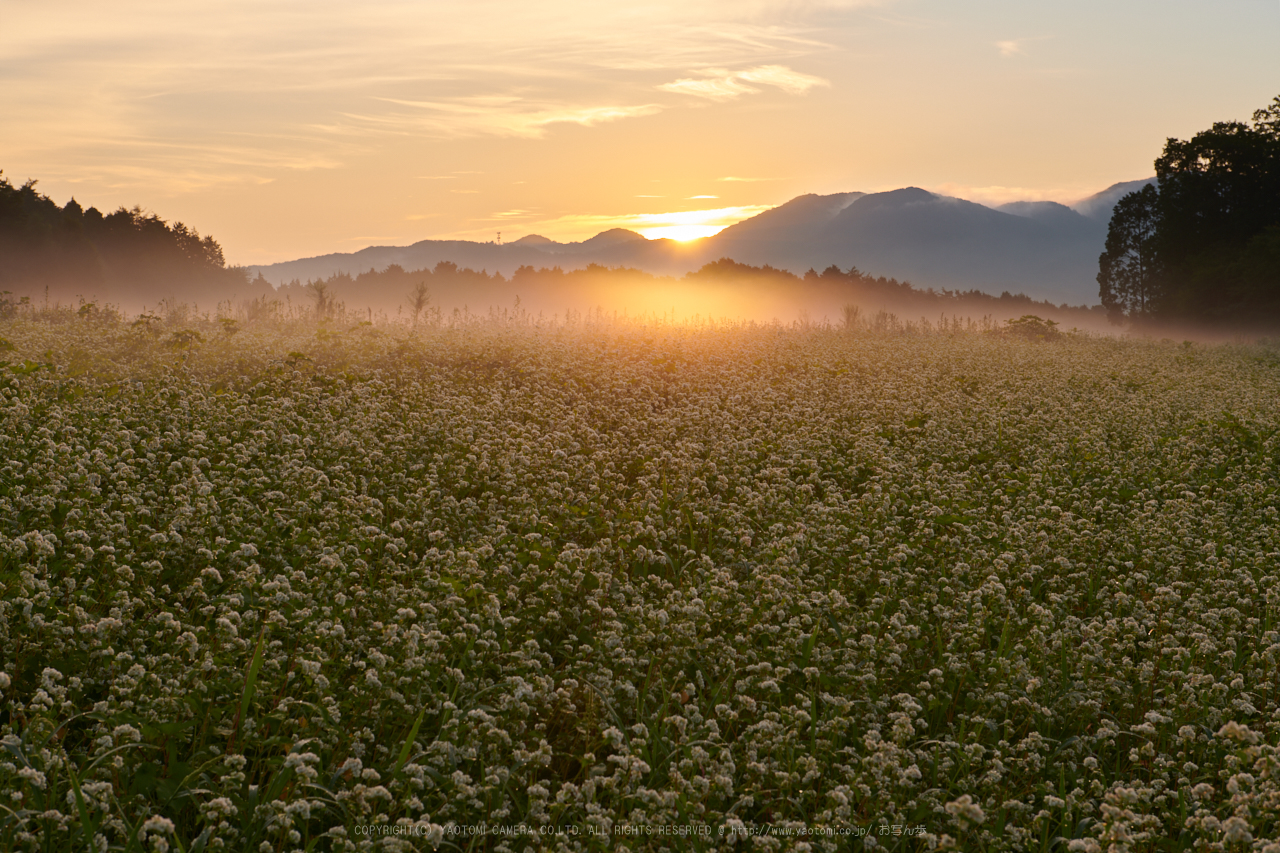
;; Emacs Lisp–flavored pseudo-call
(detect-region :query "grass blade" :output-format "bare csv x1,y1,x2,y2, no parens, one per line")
393,708,426,775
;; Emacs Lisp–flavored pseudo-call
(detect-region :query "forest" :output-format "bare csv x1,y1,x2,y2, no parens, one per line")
266,257,1105,329
1099,94,1280,327
3,171,1106,328
0,174,268,310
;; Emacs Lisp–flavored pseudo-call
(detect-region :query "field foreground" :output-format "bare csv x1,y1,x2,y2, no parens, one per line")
3,313,1280,852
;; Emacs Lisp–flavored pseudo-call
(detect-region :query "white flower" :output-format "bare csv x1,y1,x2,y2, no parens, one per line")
1222,816,1252,843
945,794,985,826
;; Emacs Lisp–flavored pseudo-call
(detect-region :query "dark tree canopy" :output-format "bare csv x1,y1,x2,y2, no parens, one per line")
1099,95,1280,324
0,171,252,305
1098,184,1161,322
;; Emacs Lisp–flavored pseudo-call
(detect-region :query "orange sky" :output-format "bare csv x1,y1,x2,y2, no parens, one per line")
4,0,1277,264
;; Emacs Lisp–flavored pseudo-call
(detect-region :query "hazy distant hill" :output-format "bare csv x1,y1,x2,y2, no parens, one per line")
703,187,1114,302
531,228,648,253
1070,178,1157,221
249,180,1156,304
251,232,705,285
997,200,1095,229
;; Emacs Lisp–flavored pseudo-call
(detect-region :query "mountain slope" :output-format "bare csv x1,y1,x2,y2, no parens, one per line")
702,188,1108,302
1071,178,1156,221
248,180,1153,304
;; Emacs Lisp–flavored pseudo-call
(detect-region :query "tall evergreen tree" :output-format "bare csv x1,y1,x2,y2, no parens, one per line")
0,172,252,303
1098,184,1161,323
1099,94,1280,324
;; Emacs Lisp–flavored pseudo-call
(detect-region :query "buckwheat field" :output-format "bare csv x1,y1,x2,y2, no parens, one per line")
4,308,1280,853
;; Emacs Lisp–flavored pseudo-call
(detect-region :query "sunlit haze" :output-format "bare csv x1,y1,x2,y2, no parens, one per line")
4,0,1276,265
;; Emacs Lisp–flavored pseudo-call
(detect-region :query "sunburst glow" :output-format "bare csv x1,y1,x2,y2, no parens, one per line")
628,206,768,242
507,205,772,243
640,223,725,241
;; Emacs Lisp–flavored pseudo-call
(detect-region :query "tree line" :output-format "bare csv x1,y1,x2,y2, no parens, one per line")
276,256,1103,325
1099,95,1280,326
0,173,257,306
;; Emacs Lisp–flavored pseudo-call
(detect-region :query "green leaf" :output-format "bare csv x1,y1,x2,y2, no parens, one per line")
193,826,215,853
240,629,267,728
65,759,100,845
393,708,427,775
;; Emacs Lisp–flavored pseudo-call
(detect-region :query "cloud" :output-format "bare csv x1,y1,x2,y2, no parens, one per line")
0,0,865,199
737,65,830,95
660,74,760,100
688,195,719,199
995,37,1052,59
717,176,773,182
996,40,1025,58
367,98,664,139
14,134,344,194
930,182,1101,207
659,65,828,101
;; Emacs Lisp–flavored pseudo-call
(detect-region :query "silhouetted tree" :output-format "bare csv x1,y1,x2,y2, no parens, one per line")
1100,94,1280,324
409,281,431,325
0,171,250,304
1098,184,1162,323
306,280,334,319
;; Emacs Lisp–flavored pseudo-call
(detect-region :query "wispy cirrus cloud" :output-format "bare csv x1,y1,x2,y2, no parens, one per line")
364,97,663,139
0,0,883,259
930,182,1098,207
659,65,828,101
0,0,856,194
995,36,1051,58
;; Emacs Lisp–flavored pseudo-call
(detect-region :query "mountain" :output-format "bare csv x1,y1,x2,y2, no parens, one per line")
511,234,555,246
998,200,1098,231
562,228,646,251
701,187,1110,302
248,180,1156,304
509,228,646,254
711,192,865,245
1071,178,1156,221
252,231,702,285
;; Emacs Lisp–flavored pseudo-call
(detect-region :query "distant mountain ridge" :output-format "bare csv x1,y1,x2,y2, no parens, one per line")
1070,178,1156,221
248,179,1156,304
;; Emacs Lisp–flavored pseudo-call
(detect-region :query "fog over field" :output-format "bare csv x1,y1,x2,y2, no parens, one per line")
4,310,1280,850
5,0,1280,849
246,181,1156,307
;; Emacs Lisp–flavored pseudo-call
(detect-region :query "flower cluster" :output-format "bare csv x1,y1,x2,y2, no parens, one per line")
2,310,1280,851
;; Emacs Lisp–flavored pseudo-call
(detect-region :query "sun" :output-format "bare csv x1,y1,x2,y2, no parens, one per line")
638,224,725,241
632,206,769,242
503,204,774,244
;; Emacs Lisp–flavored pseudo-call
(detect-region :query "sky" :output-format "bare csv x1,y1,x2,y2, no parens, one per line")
3,0,1278,265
